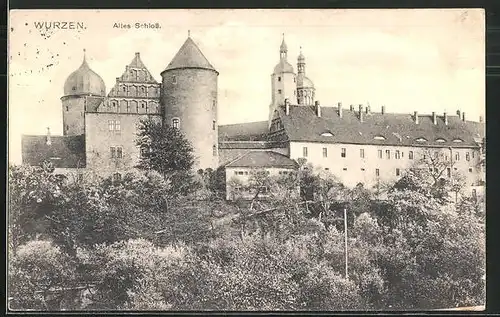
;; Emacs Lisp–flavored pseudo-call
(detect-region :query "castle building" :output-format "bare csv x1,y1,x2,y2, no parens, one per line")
21,34,485,199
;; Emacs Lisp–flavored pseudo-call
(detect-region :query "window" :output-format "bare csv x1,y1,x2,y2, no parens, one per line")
361,168,365,171
260,186,269,194
378,150,383,159
447,168,451,177
110,146,123,159
172,118,180,129
343,168,348,171
115,120,121,131
213,100,216,109
108,120,115,131
409,151,414,159
453,138,463,143
436,138,446,143
324,168,329,171
374,135,386,140
455,153,460,161
66,105,69,111
472,152,475,158
303,147,308,157
126,103,130,113
385,150,390,159
376,169,380,177
72,86,76,91
434,168,438,173
213,145,217,156
469,168,473,173
322,147,328,158
213,120,216,130
172,75,177,84
294,77,296,83
472,189,477,199
278,89,282,94
112,173,121,183
395,150,400,159
341,148,346,158
416,137,427,142
321,132,333,137
396,168,400,176
122,86,126,92
429,168,433,172
466,152,470,161
360,149,365,158
278,76,281,82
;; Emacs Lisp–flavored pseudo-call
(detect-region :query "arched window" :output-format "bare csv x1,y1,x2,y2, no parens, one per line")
213,145,217,156
172,118,180,129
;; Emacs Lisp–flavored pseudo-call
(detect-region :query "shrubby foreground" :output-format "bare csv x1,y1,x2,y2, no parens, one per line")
7,162,485,311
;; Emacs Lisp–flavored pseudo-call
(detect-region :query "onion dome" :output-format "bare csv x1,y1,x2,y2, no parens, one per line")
63,49,106,96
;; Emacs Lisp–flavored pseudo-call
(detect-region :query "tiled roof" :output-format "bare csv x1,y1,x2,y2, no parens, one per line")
85,96,106,112
277,105,485,148
218,121,269,141
163,37,217,73
225,151,298,169
21,135,86,168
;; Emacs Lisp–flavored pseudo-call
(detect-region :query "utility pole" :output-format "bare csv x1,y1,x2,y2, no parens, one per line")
344,207,348,279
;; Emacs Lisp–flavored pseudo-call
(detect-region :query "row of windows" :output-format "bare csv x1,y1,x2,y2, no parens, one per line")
108,100,158,113
233,186,269,194
110,146,123,159
233,170,271,176
117,85,160,97
304,146,476,162
277,76,296,83
325,166,474,177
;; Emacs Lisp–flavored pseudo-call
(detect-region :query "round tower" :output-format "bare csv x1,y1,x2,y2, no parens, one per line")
269,34,296,125
160,34,219,170
61,49,106,136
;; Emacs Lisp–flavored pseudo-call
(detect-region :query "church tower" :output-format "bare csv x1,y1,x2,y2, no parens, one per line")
160,33,219,170
269,34,296,125
61,49,106,136
296,48,315,106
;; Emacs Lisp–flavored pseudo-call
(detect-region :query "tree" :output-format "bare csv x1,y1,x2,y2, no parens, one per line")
135,118,198,196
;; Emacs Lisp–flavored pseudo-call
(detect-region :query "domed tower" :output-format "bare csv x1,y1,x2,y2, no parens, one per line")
161,34,219,170
296,47,315,106
269,34,297,125
61,49,106,136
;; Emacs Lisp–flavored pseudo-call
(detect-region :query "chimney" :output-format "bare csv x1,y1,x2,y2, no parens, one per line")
366,105,371,114
338,102,343,118
479,115,483,123
414,111,419,124
315,101,321,117
350,104,354,111
444,111,448,125
456,109,461,117
432,112,437,125
381,105,386,115
46,127,51,145
285,98,290,115
462,112,465,122
358,104,363,122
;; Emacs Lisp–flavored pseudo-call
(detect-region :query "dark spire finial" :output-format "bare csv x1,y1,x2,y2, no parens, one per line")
188,30,191,37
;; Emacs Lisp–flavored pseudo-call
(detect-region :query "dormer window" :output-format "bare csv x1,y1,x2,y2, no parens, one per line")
374,135,386,140
416,137,427,142
321,132,333,137
435,138,446,143
453,138,464,143
172,118,180,129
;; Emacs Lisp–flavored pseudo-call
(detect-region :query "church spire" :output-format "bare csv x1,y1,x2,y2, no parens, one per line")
280,33,288,60
297,46,305,74
81,48,88,67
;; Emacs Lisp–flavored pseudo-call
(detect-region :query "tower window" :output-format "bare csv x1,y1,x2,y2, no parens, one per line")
172,75,177,84
212,120,216,130
294,77,296,83
303,147,308,157
466,152,470,161
115,120,121,131
395,150,401,159
66,105,69,111
385,150,390,159
341,148,346,158
455,153,460,161
376,168,380,177
172,118,180,129
396,168,400,176
469,168,473,173
213,145,217,156
278,76,281,82
378,150,382,159
322,147,328,158
360,149,365,158
409,151,414,160
278,89,282,94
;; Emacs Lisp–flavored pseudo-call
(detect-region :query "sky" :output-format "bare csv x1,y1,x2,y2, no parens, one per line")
8,9,485,164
